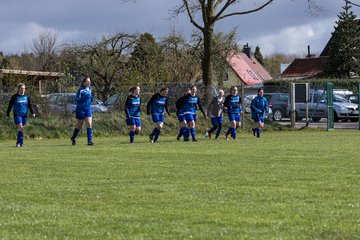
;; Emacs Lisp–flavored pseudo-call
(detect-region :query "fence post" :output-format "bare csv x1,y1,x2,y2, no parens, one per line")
326,82,334,131
358,83,360,130
290,83,296,128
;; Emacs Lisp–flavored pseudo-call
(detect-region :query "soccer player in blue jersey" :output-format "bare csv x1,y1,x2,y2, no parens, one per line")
251,87,269,138
147,86,170,143
70,77,94,146
205,89,224,140
175,88,190,141
177,85,206,141
125,85,141,144
6,83,36,147
224,86,242,140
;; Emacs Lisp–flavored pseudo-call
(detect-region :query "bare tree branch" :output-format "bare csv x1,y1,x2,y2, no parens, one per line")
216,0,274,21
183,0,204,31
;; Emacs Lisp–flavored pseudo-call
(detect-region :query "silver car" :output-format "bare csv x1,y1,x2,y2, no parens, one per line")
292,90,359,122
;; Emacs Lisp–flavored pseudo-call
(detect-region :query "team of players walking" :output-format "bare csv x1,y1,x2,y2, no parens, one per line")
6,77,269,146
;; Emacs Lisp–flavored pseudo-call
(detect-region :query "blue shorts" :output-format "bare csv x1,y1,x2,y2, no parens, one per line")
152,114,164,124
211,116,223,126
228,113,240,122
126,117,141,127
76,108,92,120
184,113,196,122
14,115,27,125
178,114,186,123
252,115,265,123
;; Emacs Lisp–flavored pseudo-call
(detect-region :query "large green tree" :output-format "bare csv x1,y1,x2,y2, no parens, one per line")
325,2,360,78
130,33,165,84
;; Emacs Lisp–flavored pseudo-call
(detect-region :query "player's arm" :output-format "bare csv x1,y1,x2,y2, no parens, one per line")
223,95,231,109
124,96,131,118
165,98,170,116
147,94,157,115
197,98,206,118
250,98,262,113
6,94,16,117
27,96,36,116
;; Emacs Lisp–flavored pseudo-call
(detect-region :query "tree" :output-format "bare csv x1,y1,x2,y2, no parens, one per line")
32,28,59,72
60,32,137,100
130,33,165,83
254,46,264,65
174,0,274,105
161,31,202,83
325,2,360,78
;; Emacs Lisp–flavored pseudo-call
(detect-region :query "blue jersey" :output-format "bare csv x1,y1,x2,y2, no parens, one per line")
224,95,242,114
183,95,200,114
6,93,34,117
76,85,92,110
125,95,141,118
251,95,269,118
147,93,169,115
177,94,206,117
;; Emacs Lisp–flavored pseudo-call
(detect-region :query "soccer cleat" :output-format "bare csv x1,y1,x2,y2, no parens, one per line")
204,132,208,138
16,143,21,148
192,139,198,142
149,135,154,143
184,139,190,142
176,136,181,141
225,134,229,141
20,144,26,147
71,138,76,145
87,142,94,146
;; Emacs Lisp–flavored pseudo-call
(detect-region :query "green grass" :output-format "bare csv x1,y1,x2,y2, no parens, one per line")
0,131,359,239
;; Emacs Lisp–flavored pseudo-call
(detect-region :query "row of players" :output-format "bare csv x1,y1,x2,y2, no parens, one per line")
6,77,269,147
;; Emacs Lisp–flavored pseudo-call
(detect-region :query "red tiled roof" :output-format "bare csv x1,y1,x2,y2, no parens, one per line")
227,53,272,86
280,57,328,79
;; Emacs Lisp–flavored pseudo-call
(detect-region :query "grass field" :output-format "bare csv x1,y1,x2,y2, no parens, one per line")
0,131,360,239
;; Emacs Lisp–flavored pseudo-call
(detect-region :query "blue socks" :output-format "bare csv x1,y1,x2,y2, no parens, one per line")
154,128,161,142
252,128,261,138
215,125,222,139
177,127,186,140
17,131,23,145
231,127,237,139
184,128,190,141
87,128,93,144
71,128,80,140
190,128,196,140
226,127,237,139
129,131,135,143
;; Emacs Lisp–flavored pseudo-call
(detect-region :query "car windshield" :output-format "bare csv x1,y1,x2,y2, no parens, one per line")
333,94,349,103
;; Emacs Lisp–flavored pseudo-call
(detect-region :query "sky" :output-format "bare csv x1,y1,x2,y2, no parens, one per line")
0,0,359,57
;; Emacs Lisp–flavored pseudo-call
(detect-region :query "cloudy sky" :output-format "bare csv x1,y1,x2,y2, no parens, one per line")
0,0,359,56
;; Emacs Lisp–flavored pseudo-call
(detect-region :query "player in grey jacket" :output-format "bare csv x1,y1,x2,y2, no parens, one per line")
204,89,224,139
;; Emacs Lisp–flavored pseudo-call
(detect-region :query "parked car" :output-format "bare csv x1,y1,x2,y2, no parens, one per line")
263,93,289,121
290,90,359,122
46,93,108,113
333,89,353,98
345,94,359,104
104,93,127,110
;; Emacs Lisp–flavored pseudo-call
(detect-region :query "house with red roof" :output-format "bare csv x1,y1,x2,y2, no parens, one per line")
224,48,272,89
279,55,329,80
